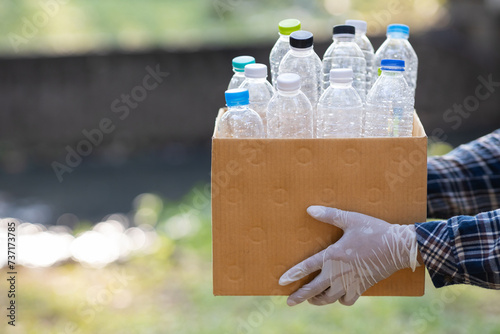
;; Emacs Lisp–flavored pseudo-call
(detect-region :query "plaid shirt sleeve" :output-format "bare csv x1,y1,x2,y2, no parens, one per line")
427,129,500,218
415,129,500,288
415,210,500,289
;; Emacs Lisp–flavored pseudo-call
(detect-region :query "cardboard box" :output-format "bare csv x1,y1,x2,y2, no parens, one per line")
212,109,427,296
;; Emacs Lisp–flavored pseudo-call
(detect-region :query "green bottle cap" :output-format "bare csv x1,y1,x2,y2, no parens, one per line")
278,19,301,35
378,67,382,76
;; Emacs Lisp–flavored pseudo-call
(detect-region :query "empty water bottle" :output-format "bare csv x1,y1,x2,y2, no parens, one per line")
365,59,414,137
345,19,375,89
278,30,322,109
239,63,275,132
374,24,418,95
269,19,301,88
217,88,264,138
228,56,255,90
317,68,363,138
322,25,366,100
267,73,314,138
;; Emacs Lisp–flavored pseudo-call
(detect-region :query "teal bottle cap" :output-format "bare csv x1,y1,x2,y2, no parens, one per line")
232,56,256,72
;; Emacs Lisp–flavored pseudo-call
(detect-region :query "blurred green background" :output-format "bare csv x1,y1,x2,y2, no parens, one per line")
1,0,500,333
0,0,446,54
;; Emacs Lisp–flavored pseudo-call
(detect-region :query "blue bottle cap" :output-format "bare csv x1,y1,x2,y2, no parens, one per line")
381,59,405,71
387,24,410,37
232,56,255,72
225,88,250,107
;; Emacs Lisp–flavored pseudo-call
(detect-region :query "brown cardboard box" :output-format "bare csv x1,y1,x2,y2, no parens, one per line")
212,109,427,296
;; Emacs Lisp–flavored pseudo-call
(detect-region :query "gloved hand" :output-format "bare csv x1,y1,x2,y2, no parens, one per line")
279,206,420,306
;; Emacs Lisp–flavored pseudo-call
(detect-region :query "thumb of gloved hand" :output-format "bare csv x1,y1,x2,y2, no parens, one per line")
279,206,420,306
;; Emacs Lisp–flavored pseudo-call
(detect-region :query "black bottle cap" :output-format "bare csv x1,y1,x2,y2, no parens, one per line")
290,30,314,48
333,25,355,35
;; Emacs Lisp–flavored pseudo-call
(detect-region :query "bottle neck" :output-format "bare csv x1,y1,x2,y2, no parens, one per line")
227,104,249,111
387,33,409,40
245,77,267,83
232,70,245,75
279,33,290,41
289,46,314,56
278,89,300,96
330,81,352,89
381,70,405,77
333,35,355,42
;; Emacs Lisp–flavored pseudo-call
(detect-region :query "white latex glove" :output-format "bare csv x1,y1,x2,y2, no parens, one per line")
279,206,420,306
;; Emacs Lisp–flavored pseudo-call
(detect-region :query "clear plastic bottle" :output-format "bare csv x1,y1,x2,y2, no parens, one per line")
278,30,322,109
227,56,255,90
365,59,414,137
267,73,314,138
317,68,364,138
322,25,366,100
269,19,301,89
374,24,418,95
239,63,275,133
345,19,375,90
217,88,264,138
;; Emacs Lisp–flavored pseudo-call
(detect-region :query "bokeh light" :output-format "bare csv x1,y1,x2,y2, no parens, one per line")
324,0,351,16
133,193,163,226
0,210,158,269
19,230,74,268
164,212,201,240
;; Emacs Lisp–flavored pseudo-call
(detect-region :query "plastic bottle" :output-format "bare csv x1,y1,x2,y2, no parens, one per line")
365,59,414,137
267,73,314,138
278,30,323,109
374,24,418,95
322,25,366,100
228,56,255,90
269,19,301,89
217,88,264,138
317,68,364,138
239,63,275,132
345,19,375,89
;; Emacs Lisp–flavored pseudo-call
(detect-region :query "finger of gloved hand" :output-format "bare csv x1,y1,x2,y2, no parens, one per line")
339,292,360,306
338,283,361,306
307,285,346,306
286,275,330,306
307,206,351,230
279,248,328,285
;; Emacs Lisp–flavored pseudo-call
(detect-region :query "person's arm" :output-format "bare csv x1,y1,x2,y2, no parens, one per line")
428,129,500,218
415,209,500,289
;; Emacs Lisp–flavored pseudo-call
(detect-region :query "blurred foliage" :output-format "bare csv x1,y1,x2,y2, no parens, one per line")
0,0,448,55
428,140,454,157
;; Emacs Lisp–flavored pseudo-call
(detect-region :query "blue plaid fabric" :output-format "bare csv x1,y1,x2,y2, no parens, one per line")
415,129,500,288
427,129,500,218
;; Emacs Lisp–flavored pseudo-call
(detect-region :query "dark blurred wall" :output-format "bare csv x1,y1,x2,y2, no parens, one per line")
1,21,500,169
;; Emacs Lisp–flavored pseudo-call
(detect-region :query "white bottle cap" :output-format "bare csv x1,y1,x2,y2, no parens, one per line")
330,68,353,83
244,63,268,78
345,19,367,33
277,73,301,91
